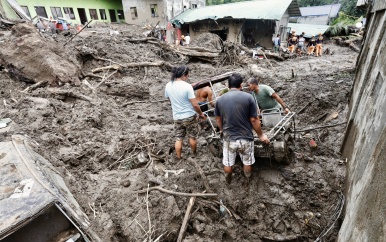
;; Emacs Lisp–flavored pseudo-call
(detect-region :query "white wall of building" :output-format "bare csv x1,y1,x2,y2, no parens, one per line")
122,0,205,28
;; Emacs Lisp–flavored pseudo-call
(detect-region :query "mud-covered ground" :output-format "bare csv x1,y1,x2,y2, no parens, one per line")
0,23,357,241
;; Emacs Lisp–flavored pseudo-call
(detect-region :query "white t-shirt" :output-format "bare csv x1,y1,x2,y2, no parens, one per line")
185,36,191,45
165,80,196,120
298,37,305,46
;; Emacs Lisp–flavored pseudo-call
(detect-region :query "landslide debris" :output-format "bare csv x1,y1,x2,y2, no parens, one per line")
0,23,359,242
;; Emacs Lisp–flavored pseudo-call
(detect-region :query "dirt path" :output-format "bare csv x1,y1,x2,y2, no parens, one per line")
0,23,357,241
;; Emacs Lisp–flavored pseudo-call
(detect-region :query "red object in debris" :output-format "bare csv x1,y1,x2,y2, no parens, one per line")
309,139,317,149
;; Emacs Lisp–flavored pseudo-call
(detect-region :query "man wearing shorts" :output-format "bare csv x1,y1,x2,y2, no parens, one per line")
165,65,206,160
214,73,269,184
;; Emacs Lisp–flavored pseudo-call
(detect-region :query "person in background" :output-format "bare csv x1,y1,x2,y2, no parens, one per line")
307,35,317,55
273,34,281,53
298,34,306,54
315,32,324,57
165,65,206,161
184,33,191,46
180,35,185,46
214,74,269,185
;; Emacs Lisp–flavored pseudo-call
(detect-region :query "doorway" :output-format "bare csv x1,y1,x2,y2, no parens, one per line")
77,8,87,24
109,9,117,22
210,29,228,41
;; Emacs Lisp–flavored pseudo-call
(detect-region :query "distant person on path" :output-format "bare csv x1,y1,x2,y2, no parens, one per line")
315,32,324,57
247,78,290,114
214,74,270,185
273,34,281,53
307,35,317,55
165,65,206,160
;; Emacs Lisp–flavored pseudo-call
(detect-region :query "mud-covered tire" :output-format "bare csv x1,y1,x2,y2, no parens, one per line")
282,132,295,165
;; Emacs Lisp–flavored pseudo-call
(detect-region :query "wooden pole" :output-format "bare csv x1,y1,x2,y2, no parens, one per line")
64,19,93,46
177,197,196,242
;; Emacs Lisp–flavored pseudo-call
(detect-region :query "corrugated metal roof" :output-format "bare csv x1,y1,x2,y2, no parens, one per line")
356,0,367,7
300,4,341,17
172,0,295,24
287,23,329,38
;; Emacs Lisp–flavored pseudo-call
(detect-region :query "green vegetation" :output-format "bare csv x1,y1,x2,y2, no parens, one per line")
327,12,363,36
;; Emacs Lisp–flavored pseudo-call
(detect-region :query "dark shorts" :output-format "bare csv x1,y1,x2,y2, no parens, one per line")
174,115,199,140
198,102,209,112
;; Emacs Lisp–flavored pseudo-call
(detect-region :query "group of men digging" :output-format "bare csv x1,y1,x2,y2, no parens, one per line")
165,65,290,185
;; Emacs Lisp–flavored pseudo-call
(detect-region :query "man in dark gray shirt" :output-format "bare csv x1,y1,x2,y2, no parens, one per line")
214,74,269,184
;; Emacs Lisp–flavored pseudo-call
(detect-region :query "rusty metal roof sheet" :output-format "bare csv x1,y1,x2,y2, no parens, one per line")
172,0,300,24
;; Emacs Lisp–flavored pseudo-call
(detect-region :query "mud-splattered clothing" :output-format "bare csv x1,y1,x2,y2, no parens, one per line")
174,115,199,140
214,90,257,141
251,85,281,111
222,140,255,166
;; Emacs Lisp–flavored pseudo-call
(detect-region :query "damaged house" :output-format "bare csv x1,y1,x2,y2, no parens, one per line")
171,0,300,48
122,0,206,28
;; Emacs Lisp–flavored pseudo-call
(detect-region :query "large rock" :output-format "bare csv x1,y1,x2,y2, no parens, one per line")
0,23,80,85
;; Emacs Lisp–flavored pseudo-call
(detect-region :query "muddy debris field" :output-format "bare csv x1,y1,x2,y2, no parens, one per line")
0,23,359,241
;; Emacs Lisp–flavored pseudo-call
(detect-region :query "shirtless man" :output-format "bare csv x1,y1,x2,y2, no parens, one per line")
195,86,214,112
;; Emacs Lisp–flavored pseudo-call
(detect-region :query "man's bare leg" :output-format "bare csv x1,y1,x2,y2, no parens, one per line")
188,137,197,155
244,165,252,182
175,140,183,159
224,166,233,184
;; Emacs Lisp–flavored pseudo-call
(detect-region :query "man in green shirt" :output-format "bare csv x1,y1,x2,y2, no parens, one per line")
247,78,290,114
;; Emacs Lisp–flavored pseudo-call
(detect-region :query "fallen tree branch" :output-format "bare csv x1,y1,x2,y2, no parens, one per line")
132,186,217,197
297,122,347,132
187,157,212,193
94,70,118,89
47,89,93,102
177,196,196,242
121,99,168,107
92,61,166,73
21,80,48,93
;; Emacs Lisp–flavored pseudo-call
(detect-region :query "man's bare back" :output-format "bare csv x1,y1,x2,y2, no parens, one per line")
196,86,214,106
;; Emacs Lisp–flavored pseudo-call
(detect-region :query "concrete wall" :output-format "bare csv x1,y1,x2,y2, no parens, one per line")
2,0,123,24
122,0,205,28
338,3,386,242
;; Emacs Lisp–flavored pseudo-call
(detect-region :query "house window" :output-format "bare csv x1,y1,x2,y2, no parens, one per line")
99,9,107,20
192,4,197,9
35,6,47,18
130,7,138,19
117,10,124,20
50,7,63,19
20,6,31,18
150,4,158,17
89,9,98,20
63,7,75,20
